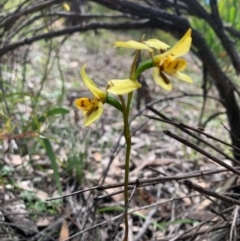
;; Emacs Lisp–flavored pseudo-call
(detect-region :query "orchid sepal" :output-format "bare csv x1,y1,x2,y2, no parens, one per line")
133,59,154,80
106,96,123,112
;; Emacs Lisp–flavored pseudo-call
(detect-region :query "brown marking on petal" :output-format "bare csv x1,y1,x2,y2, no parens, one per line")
110,80,114,86
174,62,179,70
160,49,166,54
86,105,97,117
81,100,86,107
106,84,110,90
106,81,114,91
88,98,93,103
160,65,164,71
171,53,175,56
160,71,170,85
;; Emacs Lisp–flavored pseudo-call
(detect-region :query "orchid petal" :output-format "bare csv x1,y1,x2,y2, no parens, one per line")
154,29,192,63
163,58,187,74
75,97,98,111
114,40,153,52
83,101,103,126
81,64,106,99
107,79,141,95
166,29,192,59
172,71,193,83
144,39,170,51
75,97,103,126
152,68,172,91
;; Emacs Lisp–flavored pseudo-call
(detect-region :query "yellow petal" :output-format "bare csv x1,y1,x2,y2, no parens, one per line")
114,40,153,52
75,97,98,111
168,29,192,59
144,39,170,51
81,64,106,99
154,29,192,63
107,79,142,95
62,2,70,11
163,58,187,74
75,98,103,126
172,71,193,83
152,68,172,91
83,102,103,126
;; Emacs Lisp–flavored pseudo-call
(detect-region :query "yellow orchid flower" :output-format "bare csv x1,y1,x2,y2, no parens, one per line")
115,29,193,91
115,40,154,52
152,29,193,90
62,2,71,11
75,64,141,126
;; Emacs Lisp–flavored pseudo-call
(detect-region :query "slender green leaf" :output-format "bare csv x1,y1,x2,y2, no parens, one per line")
40,137,62,195
47,107,69,117
229,6,236,23
98,206,124,213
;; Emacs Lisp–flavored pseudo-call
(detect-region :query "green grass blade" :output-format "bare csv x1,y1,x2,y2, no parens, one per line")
40,137,62,195
46,107,69,117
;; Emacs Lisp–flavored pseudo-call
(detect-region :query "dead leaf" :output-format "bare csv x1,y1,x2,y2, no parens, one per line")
59,220,69,241
93,151,102,162
188,210,214,221
36,217,51,227
104,177,123,202
70,61,79,68
5,154,22,166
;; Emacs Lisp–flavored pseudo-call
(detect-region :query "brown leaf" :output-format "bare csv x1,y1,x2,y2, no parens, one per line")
59,220,69,241
93,151,102,162
5,154,22,166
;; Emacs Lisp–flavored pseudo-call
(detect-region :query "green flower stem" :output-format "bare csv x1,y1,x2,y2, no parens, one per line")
133,59,154,80
106,96,123,112
122,67,142,239
118,94,131,241
122,58,154,240
123,121,131,241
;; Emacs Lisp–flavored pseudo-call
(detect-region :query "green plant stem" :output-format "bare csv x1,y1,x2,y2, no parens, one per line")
123,122,131,241
118,95,131,241
122,82,137,240
133,59,154,80
121,58,154,240
106,96,123,112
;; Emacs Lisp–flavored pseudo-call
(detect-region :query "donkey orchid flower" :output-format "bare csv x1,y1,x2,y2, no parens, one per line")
115,29,193,91
75,64,141,126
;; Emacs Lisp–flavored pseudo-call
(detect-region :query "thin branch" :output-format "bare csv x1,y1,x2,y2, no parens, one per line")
0,20,151,57
133,207,157,241
0,0,62,28
184,180,240,206
146,108,239,165
182,0,240,74
225,25,240,38
146,113,240,153
163,130,240,176
229,206,239,241
47,12,137,19
47,167,239,201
